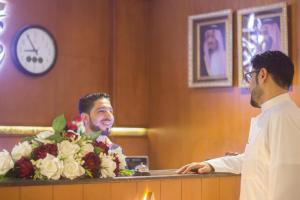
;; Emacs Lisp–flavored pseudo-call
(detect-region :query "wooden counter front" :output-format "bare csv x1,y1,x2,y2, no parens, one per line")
0,170,240,200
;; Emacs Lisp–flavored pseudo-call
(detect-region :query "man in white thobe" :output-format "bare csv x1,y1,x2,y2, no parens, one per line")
177,51,300,200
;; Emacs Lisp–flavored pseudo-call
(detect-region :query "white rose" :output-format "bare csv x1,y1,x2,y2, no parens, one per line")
109,147,126,169
11,141,32,161
36,131,55,139
100,153,116,178
96,135,112,146
76,121,86,135
80,143,94,157
108,146,123,155
116,154,127,170
35,131,55,144
36,154,63,180
58,140,80,159
62,158,85,180
0,150,14,175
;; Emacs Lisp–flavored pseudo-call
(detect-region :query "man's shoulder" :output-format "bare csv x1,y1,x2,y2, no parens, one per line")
269,100,299,114
267,100,300,124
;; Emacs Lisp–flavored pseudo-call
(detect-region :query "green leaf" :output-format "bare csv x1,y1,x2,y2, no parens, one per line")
47,133,64,143
33,170,43,180
31,141,41,149
89,131,101,141
85,169,93,178
94,147,104,155
21,136,36,142
94,147,100,154
52,114,66,134
77,134,89,144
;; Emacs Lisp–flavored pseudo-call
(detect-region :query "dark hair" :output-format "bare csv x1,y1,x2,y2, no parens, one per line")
251,50,294,89
78,92,110,114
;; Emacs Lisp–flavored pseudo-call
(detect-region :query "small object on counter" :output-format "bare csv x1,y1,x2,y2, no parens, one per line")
133,162,151,176
225,152,239,156
119,169,135,176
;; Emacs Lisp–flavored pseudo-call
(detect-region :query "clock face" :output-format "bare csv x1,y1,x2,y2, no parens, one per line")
12,25,57,75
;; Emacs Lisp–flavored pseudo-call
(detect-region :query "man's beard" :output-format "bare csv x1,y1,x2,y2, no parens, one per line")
89,120,111,136
208,45,218,55
250,85,263,108
89,122,101,132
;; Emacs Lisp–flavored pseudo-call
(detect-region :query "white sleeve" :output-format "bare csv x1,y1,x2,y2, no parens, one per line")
268,113,300,200
206,153,244,174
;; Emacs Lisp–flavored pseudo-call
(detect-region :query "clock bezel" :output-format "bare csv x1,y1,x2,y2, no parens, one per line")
12,25,58,76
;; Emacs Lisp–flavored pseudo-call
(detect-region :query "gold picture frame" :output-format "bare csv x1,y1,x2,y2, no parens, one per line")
237,2,288,87
188,9,233,88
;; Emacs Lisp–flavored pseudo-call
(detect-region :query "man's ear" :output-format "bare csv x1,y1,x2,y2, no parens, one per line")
80,113,89,125
259,68,268,83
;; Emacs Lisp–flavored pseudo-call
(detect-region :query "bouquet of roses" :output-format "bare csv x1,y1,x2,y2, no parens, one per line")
0,115,131,180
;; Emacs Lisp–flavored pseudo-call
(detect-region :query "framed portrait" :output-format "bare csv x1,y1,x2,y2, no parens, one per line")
237,2,288,87
188,9,233,88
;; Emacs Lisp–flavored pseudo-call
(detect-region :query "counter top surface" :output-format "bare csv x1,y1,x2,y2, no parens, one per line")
0,169,239,187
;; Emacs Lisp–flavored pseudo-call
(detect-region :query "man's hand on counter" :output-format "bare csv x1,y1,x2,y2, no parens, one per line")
176,162,214,174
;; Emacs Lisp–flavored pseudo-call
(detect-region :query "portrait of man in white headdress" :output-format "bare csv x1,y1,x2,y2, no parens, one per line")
241,15,283,76
258,17,281,52
198,23,227,80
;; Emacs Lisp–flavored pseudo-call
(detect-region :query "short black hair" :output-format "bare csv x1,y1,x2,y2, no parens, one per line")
78,92,110,114
251,50,294,89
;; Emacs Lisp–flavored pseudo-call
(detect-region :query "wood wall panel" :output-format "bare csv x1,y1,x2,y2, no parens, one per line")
112,0,149,127
148,0,300,170
20,185,52,200
111,135,149,156
0,0,149,127
219,176,240,200
0,186,20,200
201,177,219,200
160,179,181,200
83,183,111,200
53,184,83,200
182,179,202,200
0,0,111,126
0,176,240,200
111,182,136,200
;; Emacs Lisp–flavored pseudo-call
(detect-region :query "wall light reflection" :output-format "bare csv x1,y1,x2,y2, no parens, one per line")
143,191,154,200
0,0,8,67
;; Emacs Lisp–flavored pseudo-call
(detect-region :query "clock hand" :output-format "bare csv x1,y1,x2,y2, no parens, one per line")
24,49,38,54
26,34,38,55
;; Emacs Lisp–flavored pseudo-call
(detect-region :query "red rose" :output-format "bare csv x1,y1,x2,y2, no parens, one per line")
63,130,78,139
82,152,100,177
113,156,120,176
46,144,58,156
73,115,82,122
15,157,34,179
66,121,78,131
32,144,58,160
93,141,109,155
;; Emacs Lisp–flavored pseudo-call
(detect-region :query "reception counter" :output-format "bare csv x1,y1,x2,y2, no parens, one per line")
0,169,240,200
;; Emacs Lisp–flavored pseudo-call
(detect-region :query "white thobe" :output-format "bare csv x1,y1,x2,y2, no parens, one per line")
207,93,300,200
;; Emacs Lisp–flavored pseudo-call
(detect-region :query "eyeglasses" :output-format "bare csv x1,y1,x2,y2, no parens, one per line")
244,70,259,83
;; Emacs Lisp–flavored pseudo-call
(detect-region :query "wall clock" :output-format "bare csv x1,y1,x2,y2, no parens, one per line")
12,25,57,76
